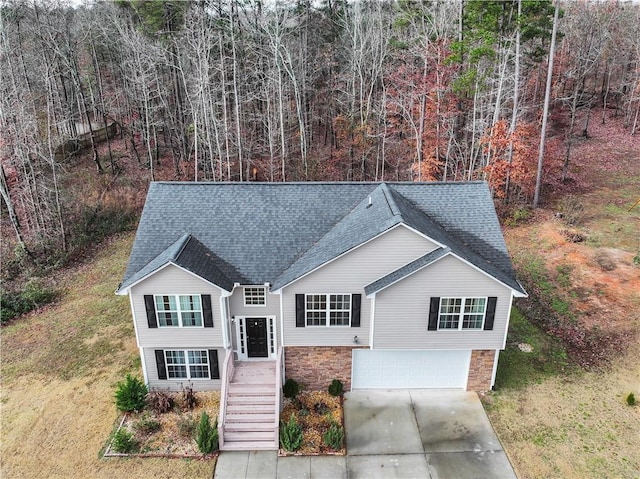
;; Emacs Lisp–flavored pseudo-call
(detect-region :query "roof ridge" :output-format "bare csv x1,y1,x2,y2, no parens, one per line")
379,183,402,217
173,233,193,261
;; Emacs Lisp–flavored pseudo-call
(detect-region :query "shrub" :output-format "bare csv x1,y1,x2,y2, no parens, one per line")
328,379,344,397
133,413,161,435
283,378,300,399
323,422,344,450
280,414,303,452
177,415,198,438
111,428,138,453
0,280,56,324
181,383,197,410
626,392,636,406
146,389,174,414
196,412,219,454
114,374,148,413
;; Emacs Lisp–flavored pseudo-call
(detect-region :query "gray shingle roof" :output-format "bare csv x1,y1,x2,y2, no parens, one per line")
364,247,451,295
117,181,525,296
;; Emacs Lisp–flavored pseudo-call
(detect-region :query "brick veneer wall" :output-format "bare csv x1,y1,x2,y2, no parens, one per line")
467,349,496,392
284,346,368,391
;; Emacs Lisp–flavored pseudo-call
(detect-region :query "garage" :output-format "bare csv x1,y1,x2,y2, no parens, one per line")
351,349,471,389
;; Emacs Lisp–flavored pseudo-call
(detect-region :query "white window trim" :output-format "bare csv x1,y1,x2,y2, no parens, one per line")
305,293,352,327
164,349,210,380
154,294,204,328
243,286,267,307
437,297,487,331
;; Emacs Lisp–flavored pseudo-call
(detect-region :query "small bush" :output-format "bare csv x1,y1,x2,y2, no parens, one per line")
146,389,174,414
626,392,636,406
181,383,197,410
133,413,161,435
280,414,303,452
114,374,148,413
328,379,344,397
323,422,344,450
558,195,584,226
283,378,300,399
0,280,56,324
111,428,138,453
177,415,198,438
196,412,218,454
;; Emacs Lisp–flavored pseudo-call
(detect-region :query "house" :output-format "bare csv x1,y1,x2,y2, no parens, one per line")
116,181,526,450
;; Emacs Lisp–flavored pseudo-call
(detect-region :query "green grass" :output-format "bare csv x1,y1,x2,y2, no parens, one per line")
494,307,570,390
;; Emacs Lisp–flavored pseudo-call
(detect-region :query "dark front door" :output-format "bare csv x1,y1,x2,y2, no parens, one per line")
246,318,268,358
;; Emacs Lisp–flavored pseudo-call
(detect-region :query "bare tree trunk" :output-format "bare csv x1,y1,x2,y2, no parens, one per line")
534,2,559,209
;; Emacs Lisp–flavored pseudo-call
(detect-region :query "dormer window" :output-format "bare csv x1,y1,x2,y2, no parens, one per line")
244,286,266,306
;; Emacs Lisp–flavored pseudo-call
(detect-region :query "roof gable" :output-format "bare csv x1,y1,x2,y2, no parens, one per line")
118,181,526,297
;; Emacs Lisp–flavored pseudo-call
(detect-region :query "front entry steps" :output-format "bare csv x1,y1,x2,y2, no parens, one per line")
221,361,278,450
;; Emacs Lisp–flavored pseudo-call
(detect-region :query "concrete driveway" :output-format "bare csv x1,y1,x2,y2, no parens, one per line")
345,389,517,479
214,389,516,479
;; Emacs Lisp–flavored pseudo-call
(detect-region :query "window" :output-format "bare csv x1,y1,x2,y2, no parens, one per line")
155,295,202,327
438,297,487,330
244,287,266,306
165,350,210,379
306,294,351,326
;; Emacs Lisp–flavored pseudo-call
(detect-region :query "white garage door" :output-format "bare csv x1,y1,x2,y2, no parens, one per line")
351,350,471,389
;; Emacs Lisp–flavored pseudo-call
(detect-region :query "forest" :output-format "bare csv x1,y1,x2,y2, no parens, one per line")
1,0,640,273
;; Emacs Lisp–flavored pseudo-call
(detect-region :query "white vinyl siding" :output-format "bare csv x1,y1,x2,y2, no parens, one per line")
131,265,224,348
283,225,437,346
143,347,222,392
373,255,512,350
229,286,280,318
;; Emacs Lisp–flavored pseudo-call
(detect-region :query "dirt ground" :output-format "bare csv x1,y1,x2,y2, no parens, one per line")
486,114,640,479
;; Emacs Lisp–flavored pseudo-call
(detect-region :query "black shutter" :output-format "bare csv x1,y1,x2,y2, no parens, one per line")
484,297,497,330
295,294,305,327
155,350,167,379
145,295,157,328
351,294,361,327
428,297,440,331
202,295,213,328
208,349,220,379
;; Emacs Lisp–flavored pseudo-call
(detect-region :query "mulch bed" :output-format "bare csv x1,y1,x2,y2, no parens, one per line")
279,391,345,456
104,391,220,458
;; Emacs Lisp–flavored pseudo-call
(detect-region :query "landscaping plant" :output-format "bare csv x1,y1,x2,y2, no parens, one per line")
146,389,174,414
111,428,138,453
114,374,148,413
283,378,300,399
323,421,344,450
328,379,344,397
280,414,303,452
626,392,636,406
196,412,218,454
133,413,161,435
182,383,197,410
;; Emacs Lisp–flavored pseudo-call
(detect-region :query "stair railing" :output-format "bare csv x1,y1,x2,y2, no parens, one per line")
218,347,235,450
273,346,283,449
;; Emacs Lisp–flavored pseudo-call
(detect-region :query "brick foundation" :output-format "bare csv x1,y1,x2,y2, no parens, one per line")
284,346,368,391
467,349,496,392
